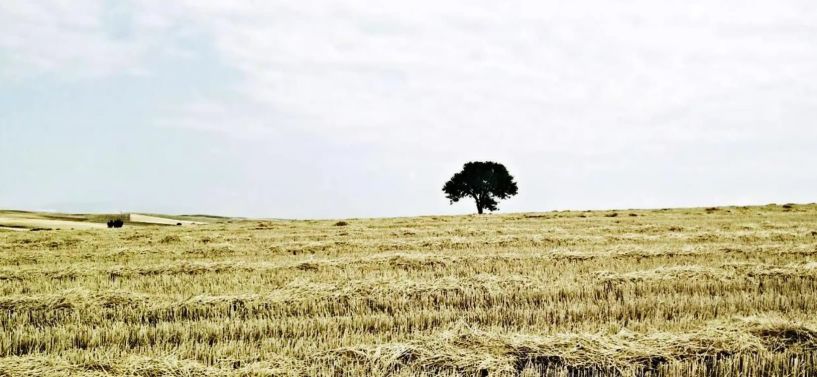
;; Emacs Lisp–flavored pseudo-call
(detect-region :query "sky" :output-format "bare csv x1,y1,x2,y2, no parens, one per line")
1,0,816,219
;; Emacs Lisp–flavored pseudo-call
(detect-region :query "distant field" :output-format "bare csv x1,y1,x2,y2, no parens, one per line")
129,213,206,226
0,226,28,232
0,211,215,230
1,204,816,376
0,214,107,230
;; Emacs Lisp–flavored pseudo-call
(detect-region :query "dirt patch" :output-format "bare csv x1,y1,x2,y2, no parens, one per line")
0,226,29,232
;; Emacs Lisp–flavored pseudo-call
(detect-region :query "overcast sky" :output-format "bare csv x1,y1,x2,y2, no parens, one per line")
1,1,816,218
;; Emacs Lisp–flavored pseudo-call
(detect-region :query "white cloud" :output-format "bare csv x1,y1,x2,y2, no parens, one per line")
0,0,196,79
4,1,816,148
149,0,817,153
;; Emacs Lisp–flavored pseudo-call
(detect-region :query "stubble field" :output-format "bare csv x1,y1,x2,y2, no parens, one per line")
1,204,817,376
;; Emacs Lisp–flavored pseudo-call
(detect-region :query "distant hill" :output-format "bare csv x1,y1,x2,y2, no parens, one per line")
0,210,229,231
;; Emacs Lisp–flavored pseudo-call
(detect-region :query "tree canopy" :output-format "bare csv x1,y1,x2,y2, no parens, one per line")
442,161,518,214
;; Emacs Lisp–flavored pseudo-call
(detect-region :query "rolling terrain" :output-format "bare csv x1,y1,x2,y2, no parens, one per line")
0,211,219,231
0,204,816,376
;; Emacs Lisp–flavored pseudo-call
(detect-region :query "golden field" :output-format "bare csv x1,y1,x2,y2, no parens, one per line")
1,204,817,376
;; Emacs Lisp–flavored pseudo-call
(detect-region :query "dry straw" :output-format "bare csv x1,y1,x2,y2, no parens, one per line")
0,204,816,376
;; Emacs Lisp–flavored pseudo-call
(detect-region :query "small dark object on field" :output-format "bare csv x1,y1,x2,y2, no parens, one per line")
334,221,349,226
107,219,124,228
705,207,719,213
160,235,181,243
782,204,795,209
296,262,320,271
577,214,586,218
629,213,638,217
811,231,817,237
176,223,182,226
605,213,618,218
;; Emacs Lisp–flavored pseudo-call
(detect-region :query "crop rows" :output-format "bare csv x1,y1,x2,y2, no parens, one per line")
1,205,816,375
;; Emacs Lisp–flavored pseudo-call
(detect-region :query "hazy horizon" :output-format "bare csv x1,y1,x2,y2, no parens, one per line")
2,1,816,218
2,201,816,221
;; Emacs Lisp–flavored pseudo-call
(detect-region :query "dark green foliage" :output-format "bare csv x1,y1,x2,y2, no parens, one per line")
107,219,124,228
442,161,518,214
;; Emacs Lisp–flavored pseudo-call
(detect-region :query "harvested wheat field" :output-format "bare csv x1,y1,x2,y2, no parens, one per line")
1,204,817,376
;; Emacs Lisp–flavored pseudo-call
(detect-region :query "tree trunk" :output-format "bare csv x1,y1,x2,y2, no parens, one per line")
476,201,483,214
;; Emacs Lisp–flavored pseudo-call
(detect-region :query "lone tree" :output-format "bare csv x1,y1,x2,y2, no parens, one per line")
443,161,518,214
